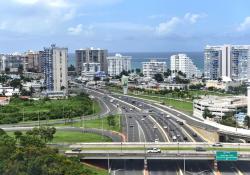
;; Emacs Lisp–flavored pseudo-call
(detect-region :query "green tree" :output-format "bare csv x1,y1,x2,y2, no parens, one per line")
107,115,116,127
244,115,250,129
14,131,22,141
154,73,164,82
203,107,213,119
163,69,171,78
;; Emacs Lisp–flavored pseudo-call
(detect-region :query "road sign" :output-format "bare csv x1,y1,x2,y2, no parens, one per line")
216,151,238,161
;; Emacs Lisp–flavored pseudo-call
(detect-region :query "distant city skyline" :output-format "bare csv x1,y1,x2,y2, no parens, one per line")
1,0,250,52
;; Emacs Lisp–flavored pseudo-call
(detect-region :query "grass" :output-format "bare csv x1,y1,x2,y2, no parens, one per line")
51,131,112,143
7,131,112,143
56,115,121,132
0,94,101,124
132,94,193,115
83,163,108,175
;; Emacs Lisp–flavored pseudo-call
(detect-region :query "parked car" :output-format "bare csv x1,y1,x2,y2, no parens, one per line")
212,142,223,147
147,148,161,153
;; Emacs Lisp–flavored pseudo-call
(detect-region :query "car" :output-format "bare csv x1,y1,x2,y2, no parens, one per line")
154,138,159,143
129,108,133,111
179,121,184,125
195,147,207,152
72,148,81,152
192,133,197,137
183,136,188,141
172,136,177,141
139,104,142,107
146,148,161,153
212,142,223,147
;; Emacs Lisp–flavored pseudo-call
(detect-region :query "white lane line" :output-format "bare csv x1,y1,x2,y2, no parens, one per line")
148,115,170,142
136,120,146,142
124,113,129,142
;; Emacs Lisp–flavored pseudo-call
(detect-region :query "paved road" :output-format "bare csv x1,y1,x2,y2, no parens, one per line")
110,94,204,143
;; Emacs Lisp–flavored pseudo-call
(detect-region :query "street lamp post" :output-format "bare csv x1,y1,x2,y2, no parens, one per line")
178,142,180,154
183,154,186,175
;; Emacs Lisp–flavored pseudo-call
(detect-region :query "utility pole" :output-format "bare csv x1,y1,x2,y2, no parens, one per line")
22,108,24,122
38,111,40,128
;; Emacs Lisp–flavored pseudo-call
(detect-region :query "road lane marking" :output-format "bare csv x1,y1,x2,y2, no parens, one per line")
136,120,146,142
148,115,170,142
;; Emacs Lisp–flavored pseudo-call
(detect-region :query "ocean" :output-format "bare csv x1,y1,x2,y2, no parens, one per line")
68,52,204,71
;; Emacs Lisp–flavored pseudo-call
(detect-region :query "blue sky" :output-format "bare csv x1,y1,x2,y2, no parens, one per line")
1,0,250,53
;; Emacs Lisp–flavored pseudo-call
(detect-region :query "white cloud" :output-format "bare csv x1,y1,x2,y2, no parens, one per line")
68,24,83,35
184,13,204,24
155,17,180,36
237,16,250,31
13,0,70,8
68,24,94,36
155,13,205,36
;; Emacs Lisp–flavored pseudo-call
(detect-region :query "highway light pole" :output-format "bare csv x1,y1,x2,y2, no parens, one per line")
107,153,110,175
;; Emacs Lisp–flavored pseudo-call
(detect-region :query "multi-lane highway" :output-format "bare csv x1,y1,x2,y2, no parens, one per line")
84,87,250,175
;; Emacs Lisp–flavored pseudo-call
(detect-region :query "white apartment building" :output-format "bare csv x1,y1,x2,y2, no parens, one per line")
81,62,101,80
107,54,131,76
43,44,68,93
170,54,201,78
204,45,250,81
142,59,166,78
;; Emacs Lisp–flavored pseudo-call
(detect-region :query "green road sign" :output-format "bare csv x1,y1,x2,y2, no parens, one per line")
216,151,238,161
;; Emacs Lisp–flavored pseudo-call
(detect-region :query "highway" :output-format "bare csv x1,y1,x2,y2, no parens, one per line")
89,87,205,143
83,87,250,175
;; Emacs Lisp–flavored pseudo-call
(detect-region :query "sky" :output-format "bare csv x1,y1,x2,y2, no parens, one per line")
1,0,250,53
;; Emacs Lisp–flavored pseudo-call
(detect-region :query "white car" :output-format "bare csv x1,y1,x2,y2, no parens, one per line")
212,142,223,147
146,148,161,153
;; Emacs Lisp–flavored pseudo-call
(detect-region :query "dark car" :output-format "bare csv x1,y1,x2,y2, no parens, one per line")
192,133,197,137
195,147,207,152
72,148,81,152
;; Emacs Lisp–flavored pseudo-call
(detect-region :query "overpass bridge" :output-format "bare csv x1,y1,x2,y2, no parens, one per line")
65,150,250,161
66,142,250,160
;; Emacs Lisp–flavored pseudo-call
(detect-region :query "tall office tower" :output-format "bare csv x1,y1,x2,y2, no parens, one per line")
0,55,7,72
204,45,250,81
107,53,132,76
142,59,166,78
42,44,68,93
170,53,201,79
75,48,108,75
23,50,43,73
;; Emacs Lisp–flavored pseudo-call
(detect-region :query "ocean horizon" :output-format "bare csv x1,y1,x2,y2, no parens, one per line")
68,52,204,71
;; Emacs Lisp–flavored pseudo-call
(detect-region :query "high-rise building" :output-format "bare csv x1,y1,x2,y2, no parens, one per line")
23,50,43,73
75,48,108,75
107,53,131,76
42,44,68,93
170,53,201,78
142,59,166,78
204,45,250,81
